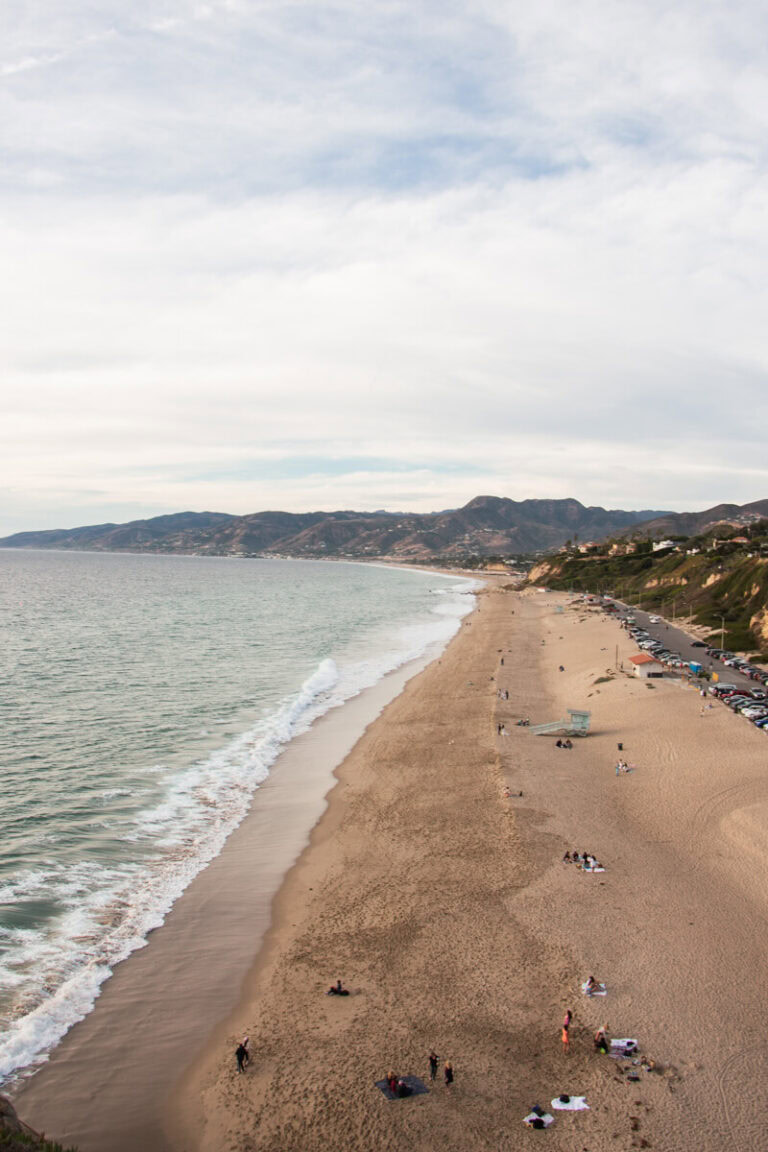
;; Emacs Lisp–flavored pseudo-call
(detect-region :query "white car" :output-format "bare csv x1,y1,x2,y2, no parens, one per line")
648,615,660,623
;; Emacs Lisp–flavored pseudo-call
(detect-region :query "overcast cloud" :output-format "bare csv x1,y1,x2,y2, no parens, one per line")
2,0,768,533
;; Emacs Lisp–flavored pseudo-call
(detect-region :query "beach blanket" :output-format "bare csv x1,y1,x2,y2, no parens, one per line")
551,1096,589,1111
375,1076,429,1100
523,1111,554,1128
581,980,607,996
609,1038,638,1058
582,865,605,873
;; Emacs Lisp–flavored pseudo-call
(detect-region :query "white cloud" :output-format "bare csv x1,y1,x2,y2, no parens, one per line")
1,0,767,532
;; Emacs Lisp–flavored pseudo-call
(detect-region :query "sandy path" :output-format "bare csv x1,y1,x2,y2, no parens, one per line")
172,586,768,1152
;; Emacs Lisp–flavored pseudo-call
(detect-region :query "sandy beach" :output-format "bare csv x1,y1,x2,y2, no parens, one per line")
12,647,447,1152
169,583,768,1152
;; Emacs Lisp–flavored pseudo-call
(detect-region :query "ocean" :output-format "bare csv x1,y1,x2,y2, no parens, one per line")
0,550,477,1086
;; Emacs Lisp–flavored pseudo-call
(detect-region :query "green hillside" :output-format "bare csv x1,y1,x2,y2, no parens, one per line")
528,527,768,654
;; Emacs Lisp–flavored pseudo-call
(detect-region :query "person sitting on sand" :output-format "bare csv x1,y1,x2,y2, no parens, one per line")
585,975,600,995
594,1025,610,1054
556,738,563,748
564,739,573,749
562,850,571,862
327,979,349,996
396,1078,412,1097
387,1071,398,1094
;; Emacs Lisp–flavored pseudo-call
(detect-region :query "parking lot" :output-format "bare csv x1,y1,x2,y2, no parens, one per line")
610,602,768,732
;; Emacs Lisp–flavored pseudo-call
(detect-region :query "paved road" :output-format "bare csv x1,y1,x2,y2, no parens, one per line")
611,604,759,694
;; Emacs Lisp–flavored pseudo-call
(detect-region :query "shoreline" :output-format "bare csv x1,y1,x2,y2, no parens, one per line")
12,611,474,1151
170,579,513,1151
171,586,768,1152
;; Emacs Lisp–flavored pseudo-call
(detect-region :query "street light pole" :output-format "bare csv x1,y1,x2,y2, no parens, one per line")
721,615,726,650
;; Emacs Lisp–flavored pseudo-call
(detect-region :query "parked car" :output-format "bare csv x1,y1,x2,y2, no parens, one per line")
691,640,707,648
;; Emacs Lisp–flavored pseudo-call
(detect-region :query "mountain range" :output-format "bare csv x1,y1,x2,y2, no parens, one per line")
0,497,669,559
3,497,766,561
618,499,768,540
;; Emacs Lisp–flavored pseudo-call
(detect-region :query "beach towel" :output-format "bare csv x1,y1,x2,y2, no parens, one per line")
523,1111,554,1128
375,1076,428,1101
551,1096,589,1111
609,1038,638,1058
582,865,605,873
581,981,607,996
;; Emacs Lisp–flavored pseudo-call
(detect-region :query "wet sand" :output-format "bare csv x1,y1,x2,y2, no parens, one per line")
13,648,447,1152
171,585,768,1152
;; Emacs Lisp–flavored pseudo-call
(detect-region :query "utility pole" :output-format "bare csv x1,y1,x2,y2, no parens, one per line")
721,615,726,650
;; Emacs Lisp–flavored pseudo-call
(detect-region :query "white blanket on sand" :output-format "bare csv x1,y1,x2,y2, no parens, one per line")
551,1096,589,1111
523,1111,554,1127
581,980,607,996
582,865,605,873
609,1038,639,1058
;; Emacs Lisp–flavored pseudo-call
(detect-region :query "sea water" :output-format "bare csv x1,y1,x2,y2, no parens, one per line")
0,550,477,1085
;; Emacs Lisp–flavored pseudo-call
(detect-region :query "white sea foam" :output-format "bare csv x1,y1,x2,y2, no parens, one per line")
0,572,476,1085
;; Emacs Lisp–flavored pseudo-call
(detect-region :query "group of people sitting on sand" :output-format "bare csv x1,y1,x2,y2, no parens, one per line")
614,759,633,774
516,717,530,726
554,738,573,749
385,1055,453,1097
593,1025,639,1058
386,1072,414,1097
562,850,604,871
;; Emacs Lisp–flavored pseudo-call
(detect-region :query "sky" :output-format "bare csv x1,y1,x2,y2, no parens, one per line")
2,0,768,534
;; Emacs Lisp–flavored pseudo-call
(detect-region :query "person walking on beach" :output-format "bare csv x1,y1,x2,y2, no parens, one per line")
429,1051,438,1081
562,1009,572,1054
444,1060,454,1087
235,1040,249,1073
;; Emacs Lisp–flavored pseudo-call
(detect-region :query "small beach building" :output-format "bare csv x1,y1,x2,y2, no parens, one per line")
629,653,664,679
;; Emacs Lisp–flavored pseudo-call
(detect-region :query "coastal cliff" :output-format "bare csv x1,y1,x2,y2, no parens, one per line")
528,531,768,652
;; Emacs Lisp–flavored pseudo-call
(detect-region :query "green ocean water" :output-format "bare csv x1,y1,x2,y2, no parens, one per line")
0,550,476,1083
